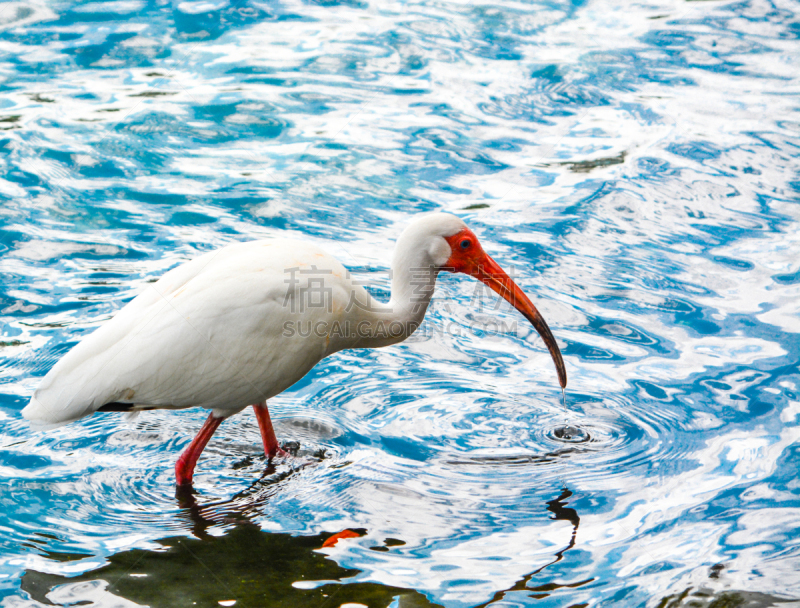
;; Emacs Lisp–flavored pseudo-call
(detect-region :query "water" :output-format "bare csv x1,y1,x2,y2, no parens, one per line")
0,0,798,605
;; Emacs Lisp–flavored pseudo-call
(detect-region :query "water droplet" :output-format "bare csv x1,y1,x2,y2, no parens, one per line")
550,425,590,443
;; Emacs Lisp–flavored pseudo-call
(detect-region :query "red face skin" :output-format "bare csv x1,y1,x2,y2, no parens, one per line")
443,228,567,389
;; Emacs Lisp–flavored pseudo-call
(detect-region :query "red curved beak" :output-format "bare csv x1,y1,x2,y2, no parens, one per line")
471,254,567,389
444,231,567,389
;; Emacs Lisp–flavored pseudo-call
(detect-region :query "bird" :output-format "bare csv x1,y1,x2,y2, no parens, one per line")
23,213,567,486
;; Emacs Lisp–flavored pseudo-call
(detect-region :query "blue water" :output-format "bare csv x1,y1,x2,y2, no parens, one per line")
0,0,799,605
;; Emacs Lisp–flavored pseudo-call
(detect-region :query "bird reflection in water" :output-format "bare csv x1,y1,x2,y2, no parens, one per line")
20,480,595,608
21,470,440,608
474,488,594,607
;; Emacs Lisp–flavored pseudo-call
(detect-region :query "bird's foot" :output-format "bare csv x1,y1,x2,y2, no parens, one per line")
174,482,198,506
268,448,287,460
269,441,299,460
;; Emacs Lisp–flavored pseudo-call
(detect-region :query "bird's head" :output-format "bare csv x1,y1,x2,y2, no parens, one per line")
397,213,567,389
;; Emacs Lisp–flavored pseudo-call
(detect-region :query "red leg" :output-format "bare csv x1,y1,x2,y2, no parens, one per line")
175,413,225,486
253,402,287,459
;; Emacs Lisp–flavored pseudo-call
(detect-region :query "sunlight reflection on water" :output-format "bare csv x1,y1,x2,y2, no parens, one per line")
0,0,799,605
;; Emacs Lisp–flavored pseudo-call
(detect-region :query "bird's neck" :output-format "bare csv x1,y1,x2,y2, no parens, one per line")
348,255,440,350
388,261,439,329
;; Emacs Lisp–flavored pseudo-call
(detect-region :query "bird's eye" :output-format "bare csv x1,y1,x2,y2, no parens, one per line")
460,239,471,250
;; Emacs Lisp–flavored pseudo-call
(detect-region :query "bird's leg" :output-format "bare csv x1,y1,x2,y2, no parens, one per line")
175,413,225,486
253,402,288,459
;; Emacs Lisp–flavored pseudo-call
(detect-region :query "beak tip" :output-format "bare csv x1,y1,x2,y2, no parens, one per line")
556,362,567,389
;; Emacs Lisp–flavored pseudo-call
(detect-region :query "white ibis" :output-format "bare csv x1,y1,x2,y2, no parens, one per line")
23,213,567,485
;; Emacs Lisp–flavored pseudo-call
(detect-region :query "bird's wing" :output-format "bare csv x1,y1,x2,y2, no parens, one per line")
24,239,357,424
